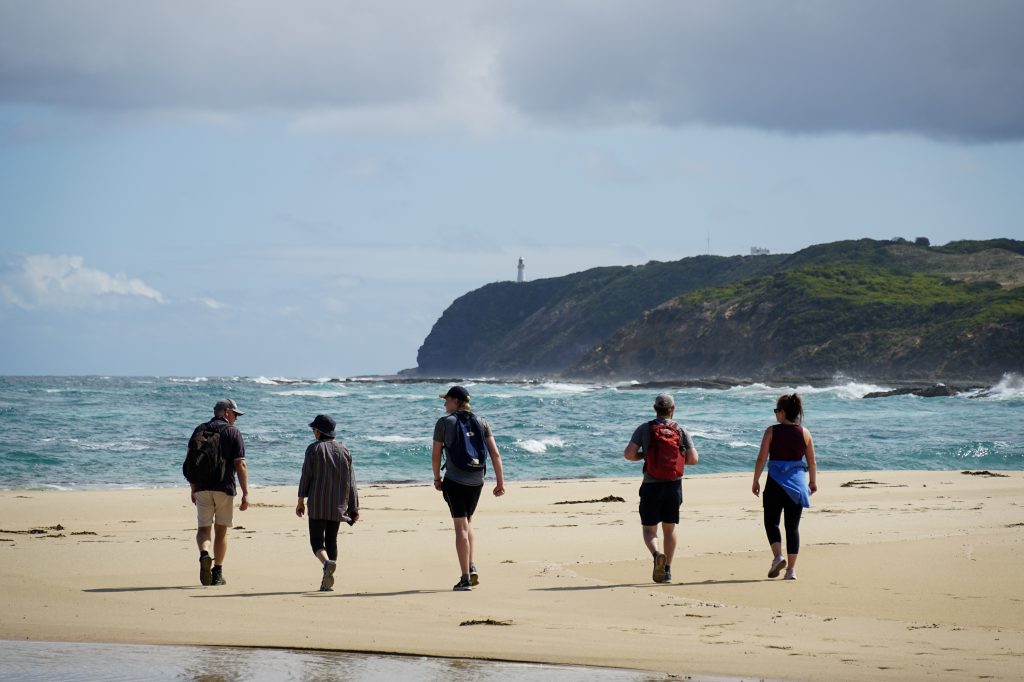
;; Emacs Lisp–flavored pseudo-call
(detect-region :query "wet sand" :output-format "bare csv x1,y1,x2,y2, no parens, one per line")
1,470,1022,681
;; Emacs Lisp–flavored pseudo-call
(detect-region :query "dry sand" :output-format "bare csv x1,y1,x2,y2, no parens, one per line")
1,470,1022,681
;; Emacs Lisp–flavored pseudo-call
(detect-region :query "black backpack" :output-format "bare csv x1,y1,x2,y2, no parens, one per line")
443,411,488,473
183,421,229,488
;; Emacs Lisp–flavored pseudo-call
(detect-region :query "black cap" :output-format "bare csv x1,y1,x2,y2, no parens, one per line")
214,398,245,416
439,385,470,402
308,414,336,437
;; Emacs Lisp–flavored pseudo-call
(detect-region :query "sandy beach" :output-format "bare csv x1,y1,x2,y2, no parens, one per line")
2,470,1022,681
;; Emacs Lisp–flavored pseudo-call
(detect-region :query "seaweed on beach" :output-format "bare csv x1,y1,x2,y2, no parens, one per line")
0,524,65,535
553,495,625,505
961,470,1009,477
460,619,513,627
840,480,907,488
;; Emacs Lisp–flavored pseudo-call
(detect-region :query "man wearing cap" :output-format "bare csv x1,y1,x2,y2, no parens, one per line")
188,398,249,586
432,385,505,591
623,393,699,583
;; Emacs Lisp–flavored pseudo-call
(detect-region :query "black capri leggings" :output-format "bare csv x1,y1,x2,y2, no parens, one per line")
763,475,803,554
308,518,342,561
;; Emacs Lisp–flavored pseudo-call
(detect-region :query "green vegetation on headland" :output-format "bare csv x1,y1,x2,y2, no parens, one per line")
411,238,1024,383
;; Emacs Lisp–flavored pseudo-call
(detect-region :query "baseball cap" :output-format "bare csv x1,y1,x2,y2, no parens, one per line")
439,385,470,402
214,398,245,416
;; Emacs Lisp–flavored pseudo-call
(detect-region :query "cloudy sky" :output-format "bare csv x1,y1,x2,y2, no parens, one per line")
2,1,1022,377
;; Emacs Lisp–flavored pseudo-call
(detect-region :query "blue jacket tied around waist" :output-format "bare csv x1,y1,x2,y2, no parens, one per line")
768,459,811,508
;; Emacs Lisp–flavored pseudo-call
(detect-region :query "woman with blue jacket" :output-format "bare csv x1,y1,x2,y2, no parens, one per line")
752,393,818,580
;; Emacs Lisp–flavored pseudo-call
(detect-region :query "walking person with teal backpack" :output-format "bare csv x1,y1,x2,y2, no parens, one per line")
624,394,699,583
431,385,505,591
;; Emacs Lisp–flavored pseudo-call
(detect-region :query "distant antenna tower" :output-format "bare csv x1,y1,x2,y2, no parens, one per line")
706,230,711,255
517,257,525,283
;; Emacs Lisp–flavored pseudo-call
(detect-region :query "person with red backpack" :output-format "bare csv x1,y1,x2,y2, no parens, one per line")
624,393,699,583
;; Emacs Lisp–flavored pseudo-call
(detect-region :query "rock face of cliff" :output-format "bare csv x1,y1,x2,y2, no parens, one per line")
413,239,1024,382
414,254,786,375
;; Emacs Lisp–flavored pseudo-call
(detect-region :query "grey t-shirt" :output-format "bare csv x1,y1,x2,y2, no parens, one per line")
629,418,694,483
433,410,493,486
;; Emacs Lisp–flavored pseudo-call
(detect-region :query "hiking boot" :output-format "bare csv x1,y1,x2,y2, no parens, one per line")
199,554,213,586
662,566,672,583
469,563,479,587
652,552,667,583
768,556,787,579
211,566,226,586
320,560,337,592
453,576,473,591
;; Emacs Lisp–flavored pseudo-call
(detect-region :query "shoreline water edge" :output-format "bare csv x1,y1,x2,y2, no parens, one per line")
2,471,1023,681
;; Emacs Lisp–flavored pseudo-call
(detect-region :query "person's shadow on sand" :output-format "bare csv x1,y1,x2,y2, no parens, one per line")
531,578,765,592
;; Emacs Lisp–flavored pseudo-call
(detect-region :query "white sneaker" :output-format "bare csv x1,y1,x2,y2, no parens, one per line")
768,556,787,578
784,569,797,580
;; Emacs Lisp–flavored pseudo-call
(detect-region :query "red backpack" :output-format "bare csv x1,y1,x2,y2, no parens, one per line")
644,420,684,480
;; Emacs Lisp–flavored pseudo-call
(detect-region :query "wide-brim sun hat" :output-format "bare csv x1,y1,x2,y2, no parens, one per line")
308,414,336,437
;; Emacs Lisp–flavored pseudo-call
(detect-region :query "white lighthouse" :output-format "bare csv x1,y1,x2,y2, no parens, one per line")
517,257,525,283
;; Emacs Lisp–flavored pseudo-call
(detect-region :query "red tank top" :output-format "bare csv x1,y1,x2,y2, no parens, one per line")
769,424,806,461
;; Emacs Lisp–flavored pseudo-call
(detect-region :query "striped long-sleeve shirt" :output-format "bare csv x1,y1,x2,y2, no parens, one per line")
297,439,359,523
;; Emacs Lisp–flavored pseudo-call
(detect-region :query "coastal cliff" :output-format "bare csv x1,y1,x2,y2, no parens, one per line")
412,239,1024,382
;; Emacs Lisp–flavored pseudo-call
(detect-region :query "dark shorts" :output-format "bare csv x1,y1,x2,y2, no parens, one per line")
442,478,483,519
638,479,683,526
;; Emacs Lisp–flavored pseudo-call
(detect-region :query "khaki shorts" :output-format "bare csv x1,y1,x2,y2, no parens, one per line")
195,490,234,527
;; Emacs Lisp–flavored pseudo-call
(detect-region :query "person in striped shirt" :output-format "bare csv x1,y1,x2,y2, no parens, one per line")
296,414,360,591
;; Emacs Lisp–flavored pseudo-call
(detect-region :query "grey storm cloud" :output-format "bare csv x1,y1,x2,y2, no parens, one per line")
1,0,1022,142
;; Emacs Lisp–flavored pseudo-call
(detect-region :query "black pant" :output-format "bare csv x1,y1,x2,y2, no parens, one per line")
763,475,803,554
308,519,341,560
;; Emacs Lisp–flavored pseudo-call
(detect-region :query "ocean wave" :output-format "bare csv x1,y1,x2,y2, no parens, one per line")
274,389,347,398
969,372,1024,400
796,382,890,400
687,429,757,449
536,382,597,394
68,439,151,452
722,380,889,399
517,436,566,454
170,377,208,383
250,375,276,385
365,435,421,444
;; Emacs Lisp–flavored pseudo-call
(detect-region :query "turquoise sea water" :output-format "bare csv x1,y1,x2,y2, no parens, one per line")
0,374,1022,490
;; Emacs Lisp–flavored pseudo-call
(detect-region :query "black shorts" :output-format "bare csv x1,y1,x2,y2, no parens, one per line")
638,479,683,526
442,478,483,519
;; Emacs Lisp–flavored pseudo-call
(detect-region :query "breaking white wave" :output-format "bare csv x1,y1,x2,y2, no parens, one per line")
536,382,597,394
796,382,890,400
365,435,421,444
517,436,566,454
968,372,1024,400
170,377,208,383
274,389,347,398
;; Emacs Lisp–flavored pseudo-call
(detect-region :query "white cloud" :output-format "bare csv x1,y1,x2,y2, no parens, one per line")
198,296,226,310
1,254,165,310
